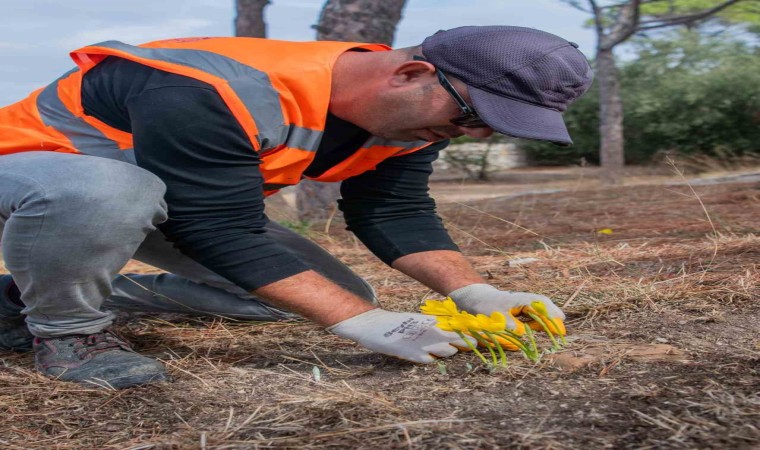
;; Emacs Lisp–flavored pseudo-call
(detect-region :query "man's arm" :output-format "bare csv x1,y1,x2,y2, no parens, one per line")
253,270,375,326
340,141,483,293
340,142,566,329
338,147,485,294
391,249,485,295
339,141,461,266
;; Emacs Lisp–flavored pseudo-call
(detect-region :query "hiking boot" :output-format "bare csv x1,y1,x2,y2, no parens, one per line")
34,329,169,389
0,275,34,352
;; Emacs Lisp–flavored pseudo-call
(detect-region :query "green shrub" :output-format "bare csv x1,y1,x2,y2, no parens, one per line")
521,31,760,166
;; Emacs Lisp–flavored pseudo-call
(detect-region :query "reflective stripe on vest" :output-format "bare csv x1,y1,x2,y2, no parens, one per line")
364,136,428,156
35,68,135,163
77,41,323,153
309,136,431,183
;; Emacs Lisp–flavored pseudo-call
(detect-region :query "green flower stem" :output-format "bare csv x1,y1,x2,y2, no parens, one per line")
467,330,487,347
501,328,526,341
557,322,568,345
504,329,538,358
456,331,488,366
523,327,540,361
484,331,508,367
470,330,498,366
527,312,560,350
496,331,538,361
525,325,539,356
493,332,529,354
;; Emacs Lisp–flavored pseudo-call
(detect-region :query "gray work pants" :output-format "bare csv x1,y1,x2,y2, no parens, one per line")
0,152,375,338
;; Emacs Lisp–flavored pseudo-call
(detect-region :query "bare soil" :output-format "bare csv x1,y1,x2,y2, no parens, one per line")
1,170,758,449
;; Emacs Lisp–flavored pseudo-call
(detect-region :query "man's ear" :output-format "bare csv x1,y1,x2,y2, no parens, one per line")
388,60,436,87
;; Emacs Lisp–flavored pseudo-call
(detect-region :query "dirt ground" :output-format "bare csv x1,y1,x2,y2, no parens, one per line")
1,168,758,449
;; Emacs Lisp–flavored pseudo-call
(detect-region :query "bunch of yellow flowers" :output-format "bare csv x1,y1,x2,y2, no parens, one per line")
420,298,567,369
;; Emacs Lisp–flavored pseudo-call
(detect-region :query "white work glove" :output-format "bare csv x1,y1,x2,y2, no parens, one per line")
327,308,476,364
448,284,566,334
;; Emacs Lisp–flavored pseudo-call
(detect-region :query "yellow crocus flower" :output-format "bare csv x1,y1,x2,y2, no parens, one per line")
474,312,507,332
524,301,566,336
436,312,522,352
529,301,549,317
511,316,527,336
420,298,460,317
435,311,477,332
527,317,567,336
435,317,457,332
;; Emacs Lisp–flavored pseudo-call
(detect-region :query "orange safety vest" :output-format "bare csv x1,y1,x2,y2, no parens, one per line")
0,37,432,196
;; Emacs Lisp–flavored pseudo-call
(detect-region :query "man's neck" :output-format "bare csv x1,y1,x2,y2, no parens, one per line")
329,50,394,128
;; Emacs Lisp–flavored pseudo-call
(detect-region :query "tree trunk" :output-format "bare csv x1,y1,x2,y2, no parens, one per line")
296,0,407,222
235,0,270,38
596,47,625,185
579,0,743,185
313,0,407,43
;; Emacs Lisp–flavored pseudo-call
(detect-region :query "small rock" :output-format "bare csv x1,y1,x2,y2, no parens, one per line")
508,257,541,267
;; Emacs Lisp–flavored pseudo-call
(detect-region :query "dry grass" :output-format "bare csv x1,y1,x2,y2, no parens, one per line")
1,174,758,449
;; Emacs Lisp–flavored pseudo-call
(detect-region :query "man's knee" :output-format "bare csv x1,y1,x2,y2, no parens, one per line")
3,153,167,228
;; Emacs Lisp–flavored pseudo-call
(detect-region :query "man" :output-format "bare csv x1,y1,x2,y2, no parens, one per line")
0,26,593,388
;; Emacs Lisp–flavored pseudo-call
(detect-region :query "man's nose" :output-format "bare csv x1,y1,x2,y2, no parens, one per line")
459,126,494,138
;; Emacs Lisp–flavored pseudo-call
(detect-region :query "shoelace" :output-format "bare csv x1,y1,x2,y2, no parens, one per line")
71,331,133,359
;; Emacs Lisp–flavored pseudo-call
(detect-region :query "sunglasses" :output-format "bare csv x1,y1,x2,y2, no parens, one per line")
413,55,489,129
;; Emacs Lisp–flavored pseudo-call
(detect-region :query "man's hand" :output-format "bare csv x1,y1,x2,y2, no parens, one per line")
449,284,566,335
327,309,476,363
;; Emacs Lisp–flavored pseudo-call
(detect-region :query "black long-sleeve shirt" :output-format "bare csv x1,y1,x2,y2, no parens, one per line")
80,57,458,290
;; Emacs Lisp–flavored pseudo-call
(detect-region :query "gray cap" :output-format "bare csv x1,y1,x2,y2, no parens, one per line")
421,26,594,145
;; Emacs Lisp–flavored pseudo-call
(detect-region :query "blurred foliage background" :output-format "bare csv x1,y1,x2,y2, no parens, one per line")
518,30,760,166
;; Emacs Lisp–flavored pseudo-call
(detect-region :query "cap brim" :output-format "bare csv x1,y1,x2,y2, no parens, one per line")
469,86,572,146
